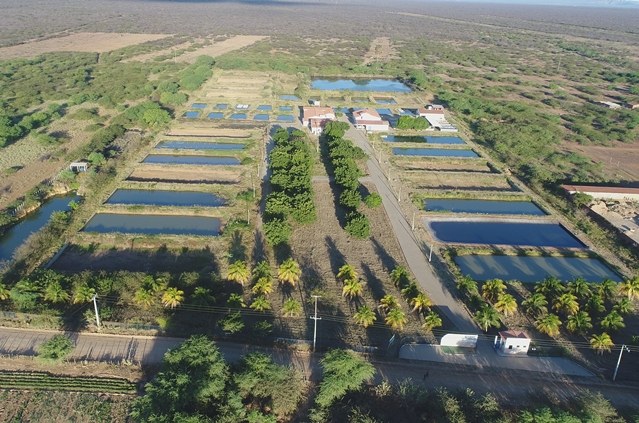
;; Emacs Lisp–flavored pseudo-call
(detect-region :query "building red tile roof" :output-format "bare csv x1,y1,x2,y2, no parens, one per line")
499,330,528,339
353,109,381,120
418,107,444,115
302,106,334,119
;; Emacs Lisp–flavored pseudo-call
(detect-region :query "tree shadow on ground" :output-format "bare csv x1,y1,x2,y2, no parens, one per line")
227,230,247,262
361,263,387,301
252,229,267,263
324,236,347,277
371,237,398,273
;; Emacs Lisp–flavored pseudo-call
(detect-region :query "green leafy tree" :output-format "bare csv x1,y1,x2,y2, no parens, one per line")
252,261,272,281
250,296,271,312
378,295,399,313
263,218,291,246
345,212,370,238
586,292,606,315
162,287,184,309
10,280,40,311
314,349,375,409
620,276,639,300
600,311,625,331
598,278,618,300
481,279,506,303
535,276,564,299
568,277,591,299
590,333,614,355
278,258,301,286
494,293,517,317
72,283,95,304
282,298,302,317
566,311,593,334
364,193,382,208
37,334,74,362
456,275,478,296
385,308,408,331
410,292,432,313
422,311,443,331
220,311,244,334
535,313,562,337
227,293,246,308
227,260,250,286
475,304,501,332
252,277,274,296
337,264,358,282
43,281,70,304
0,283,10,301
353,306,377,328
522,293,548,316
390,266,411,288
553,293,580,316
613,298,633,315
134,288,155,309
342,279,364,300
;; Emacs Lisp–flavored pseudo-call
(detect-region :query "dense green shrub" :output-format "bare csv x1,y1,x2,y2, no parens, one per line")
364,193,382,208
345,212,371,239
37,334,74,362
396,115,429,130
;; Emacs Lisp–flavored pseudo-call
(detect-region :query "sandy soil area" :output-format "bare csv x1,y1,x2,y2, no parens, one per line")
563,141,639,181
401,172,515,191
128,166,241,184
176,35,267,63
363,37,397,65
0,32,169,59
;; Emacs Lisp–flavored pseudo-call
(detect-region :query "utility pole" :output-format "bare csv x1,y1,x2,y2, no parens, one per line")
92,294,101,329
412,210,416,231
310,295,321,352
428,243,433,262
613,344,630,381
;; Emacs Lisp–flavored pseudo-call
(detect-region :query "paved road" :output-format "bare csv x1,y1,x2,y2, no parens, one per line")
1,327,637,409
345,125,477,333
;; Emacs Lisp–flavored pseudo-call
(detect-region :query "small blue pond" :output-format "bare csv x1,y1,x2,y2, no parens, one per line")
376,108,393,116
426,220,586,248
311,78,412,93
230,113,247,120
83,213,221,236
156,141,245,151
277,115,295,122
257,105,272,111
106,189,226,207
279,105,293,112
455,255,621,283
424,199,546,215
184,111,200,119
0,194,79,263
375,97,397,104
208,112,224,120
216,103,228,110
254,114,270,121
384,135,466,145
392,148,478,158
143,154,240,166
191,103,207,109
280,95,300,101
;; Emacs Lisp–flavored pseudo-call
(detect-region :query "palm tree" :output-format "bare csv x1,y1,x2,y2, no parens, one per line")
456,275,478,296
191,287,215,306
0,283,10,301
585,292,605,315
390,266,411,288
43,281,69,304
227,293,246,308
227,260,250,286
410,292,432,313
590,333,614,355
353,306,377,328
535,276,564,299
252,260,272,281
400,283,419,300
161,287,184,309
282,298,302,317
252,277,274,296
535,313,562,337
481,279,506,303
601,311,625,331
598,279,618,301
250,295,271,312
378,295,399,313
278,258,301,286
143,275,166,293
613,298,633,315
475,304,500,332
342,279,363,300
134,288,155,309
566,311,593,334
72,283,95,304
337,264,358,282
568,277,591,300
620,276,639,300
522,293,548,316
494,293,518,317
422,311,443,331
553,293,580,316
385,308,408,331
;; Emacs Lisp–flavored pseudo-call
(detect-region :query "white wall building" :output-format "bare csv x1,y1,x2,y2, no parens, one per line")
301,106,335,135
353,109,389,132
495,330,531,355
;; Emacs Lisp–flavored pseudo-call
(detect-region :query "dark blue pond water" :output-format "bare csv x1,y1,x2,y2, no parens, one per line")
208,112,224,119
399,108,417,116
280,95,300,101
0,194,79,263
156,141,245,151
83,213,221,236
333,107,350,114
257,105,272,111
230,113,247,120
455,255,621,283
143,154,240,166
106,189,226,207
375,97,397,104
427,220,585,248
254,114,270,121
216,103,228,110
184,111,200,119
384,135,466,145
392,148,478,158
311,78,412,93
279,105,293,112
191,103,207,109
277,115,295,122
376,108,393,116
424,199,546,215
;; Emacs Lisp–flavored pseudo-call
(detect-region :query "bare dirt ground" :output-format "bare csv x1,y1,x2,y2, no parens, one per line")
165,125,254,138
175,35,267,63
0,32,169,59
121,39,199,63
393,157,494,173
200,70,274,102
400,171,515,192
563,141,639,182
363,37,397,65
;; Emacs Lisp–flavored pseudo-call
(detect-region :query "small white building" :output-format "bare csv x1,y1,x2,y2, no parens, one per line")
69,161,89,172
353,109,389,132
417,105,458,132
302,106,335,135
495,330,531,355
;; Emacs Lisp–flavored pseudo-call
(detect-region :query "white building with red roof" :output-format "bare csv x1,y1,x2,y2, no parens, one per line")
418,104,458,132
301,106,335,135
353,108,389,132
495,330,530,355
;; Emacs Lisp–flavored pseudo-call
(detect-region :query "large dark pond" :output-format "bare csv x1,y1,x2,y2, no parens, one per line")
424,198,546,215
83,213,221,236
106,189,226,207
142,154,240,166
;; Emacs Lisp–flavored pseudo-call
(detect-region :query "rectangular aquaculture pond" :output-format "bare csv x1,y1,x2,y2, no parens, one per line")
454,255,621,283
142,154,240,166
106,189,227,207
392,148,478,158
230,113,247,120
280,95,300,101
257,105,272,111
253,114,270,121
383,135,466,145
191,103,207,109
156,141,245,151
374,97,397,104
279,105,293,112
277,115,295,122
215,103,228,110
311,78,411,93
83,213,221,236
425,219,586,248
183,111,200,119
424,199,546,216
207,112,224,120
